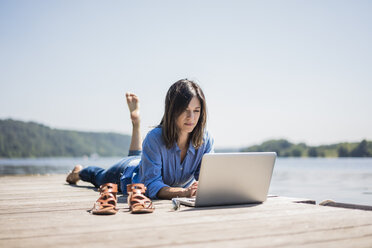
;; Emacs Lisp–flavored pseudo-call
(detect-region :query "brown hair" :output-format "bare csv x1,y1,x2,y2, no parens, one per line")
160,79,207,149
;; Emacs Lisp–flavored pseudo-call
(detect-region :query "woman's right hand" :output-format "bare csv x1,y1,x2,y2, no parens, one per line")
157,182,199,199
186,181,198,197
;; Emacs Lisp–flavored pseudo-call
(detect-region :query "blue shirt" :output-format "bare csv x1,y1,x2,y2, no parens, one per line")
136,127,214,199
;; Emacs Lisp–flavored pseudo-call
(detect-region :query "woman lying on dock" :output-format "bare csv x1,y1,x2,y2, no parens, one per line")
66,79,214,214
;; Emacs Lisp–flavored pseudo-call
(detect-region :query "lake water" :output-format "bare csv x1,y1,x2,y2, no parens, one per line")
1,157,371,206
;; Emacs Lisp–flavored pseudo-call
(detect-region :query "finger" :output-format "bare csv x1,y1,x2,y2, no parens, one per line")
191,188,197,197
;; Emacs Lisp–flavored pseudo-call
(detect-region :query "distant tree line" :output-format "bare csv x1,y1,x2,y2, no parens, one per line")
0,119,131,158
1,119,371,158
241,139,372,157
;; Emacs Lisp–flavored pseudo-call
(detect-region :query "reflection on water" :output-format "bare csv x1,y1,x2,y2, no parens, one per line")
1,157,371,206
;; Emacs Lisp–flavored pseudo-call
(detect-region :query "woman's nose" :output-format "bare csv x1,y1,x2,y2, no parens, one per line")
186,110,194,119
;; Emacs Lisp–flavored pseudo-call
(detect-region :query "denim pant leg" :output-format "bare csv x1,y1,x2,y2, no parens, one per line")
79,162,123,188
79,150,142,188
78,166,106,188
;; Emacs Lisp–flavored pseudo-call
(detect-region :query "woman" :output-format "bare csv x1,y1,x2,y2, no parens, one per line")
66,79,214,214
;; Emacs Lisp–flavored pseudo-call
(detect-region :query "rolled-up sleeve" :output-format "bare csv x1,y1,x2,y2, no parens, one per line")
140,134,169,199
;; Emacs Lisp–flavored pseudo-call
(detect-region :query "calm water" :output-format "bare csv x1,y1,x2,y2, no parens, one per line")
270,158,372,206
1,157,371,206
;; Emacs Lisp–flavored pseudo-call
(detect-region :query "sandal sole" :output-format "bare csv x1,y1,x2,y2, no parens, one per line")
92,210,118,215
131,210,154,214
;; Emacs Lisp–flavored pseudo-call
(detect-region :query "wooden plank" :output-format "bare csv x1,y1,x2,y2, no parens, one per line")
0,201,354,230
2,208,371,240
0,196,323,216
0,175,371,248
1,216,371,248
320,199,372,211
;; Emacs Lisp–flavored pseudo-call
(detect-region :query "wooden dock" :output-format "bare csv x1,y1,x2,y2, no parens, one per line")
1,175,372,248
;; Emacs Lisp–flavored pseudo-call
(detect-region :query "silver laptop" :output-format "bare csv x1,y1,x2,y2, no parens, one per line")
175,152,276,207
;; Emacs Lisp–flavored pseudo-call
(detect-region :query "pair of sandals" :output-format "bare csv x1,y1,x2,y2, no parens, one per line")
90,183,154,215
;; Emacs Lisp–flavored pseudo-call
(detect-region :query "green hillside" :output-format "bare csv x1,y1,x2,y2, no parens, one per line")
241,139,372,157
1,119,371,158
0,119,131,158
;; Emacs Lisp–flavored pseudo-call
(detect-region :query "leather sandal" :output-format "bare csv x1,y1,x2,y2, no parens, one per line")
90,183,118,215
127,183,154,214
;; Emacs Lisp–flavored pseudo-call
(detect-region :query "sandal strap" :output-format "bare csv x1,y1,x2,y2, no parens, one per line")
94,192,117,209
97,192,117,203
132,201,153,210
92,202,117,211
129,192,154,210
99,183,118,193
127,183,146,194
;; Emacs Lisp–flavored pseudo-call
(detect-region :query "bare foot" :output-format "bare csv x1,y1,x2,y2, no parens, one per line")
125,92,140,125
66,164,83,184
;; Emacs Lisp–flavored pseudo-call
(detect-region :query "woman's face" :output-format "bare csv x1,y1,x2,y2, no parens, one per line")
176,96,201,135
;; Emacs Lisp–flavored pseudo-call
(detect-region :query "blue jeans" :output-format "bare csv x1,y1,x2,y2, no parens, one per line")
79,150,142,192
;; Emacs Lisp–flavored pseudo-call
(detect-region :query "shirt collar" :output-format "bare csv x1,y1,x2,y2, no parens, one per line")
188,142,196,155
173,141,196,155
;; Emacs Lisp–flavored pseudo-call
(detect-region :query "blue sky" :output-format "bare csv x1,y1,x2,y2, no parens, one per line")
1,0,371,148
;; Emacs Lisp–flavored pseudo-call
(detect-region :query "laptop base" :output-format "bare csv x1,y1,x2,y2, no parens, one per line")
173,197,196,207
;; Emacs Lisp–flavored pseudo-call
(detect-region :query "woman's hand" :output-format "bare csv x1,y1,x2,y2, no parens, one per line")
157,181,199,199
186,181,198,197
